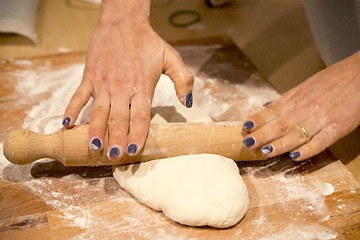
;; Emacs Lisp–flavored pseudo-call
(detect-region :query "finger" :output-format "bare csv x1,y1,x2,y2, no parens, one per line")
287,98,351,161
259,122,318,158
289,124,338,161
163,44,194,108
242,114,297,149
242,78,326,133
258,98,334,158
242,80,338,146
88,89,111,152
242,100,296,132
63,81,92,128
126,92,152,156
107,95,131,160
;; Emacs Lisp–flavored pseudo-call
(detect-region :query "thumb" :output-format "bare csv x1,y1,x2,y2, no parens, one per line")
163,43,194,108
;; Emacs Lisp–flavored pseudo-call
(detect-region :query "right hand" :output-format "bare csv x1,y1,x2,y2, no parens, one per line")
62,0,194,160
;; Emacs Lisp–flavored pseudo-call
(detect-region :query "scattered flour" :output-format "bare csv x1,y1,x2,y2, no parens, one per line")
271,174,330,214
314,182,335,196
193,75,280,121
16,63,89,133
234,159,338,240
259,224,337,240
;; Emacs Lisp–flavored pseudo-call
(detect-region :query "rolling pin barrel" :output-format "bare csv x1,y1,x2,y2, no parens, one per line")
3,122,265,166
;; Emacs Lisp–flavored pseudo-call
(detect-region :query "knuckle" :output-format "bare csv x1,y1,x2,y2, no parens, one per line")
91,107,109,122
74,90,89,104
251,131,265,147
300,145,316,160
251,113,265,126
271,105,284,118
109,112,129,124
257,107,277,124
182,72,194,83
302,137,327,159
92,104,107,113
131,114,150,125
313,135,331,152
275,119,288,133
265,106,277,117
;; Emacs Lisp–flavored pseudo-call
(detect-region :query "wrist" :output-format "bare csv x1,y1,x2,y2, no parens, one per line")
99,0,151,25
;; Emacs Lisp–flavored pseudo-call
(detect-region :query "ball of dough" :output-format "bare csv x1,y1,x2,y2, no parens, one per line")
151,105,213,123
113,154,249,228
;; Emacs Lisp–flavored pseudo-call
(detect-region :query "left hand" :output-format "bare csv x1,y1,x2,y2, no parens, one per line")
242,50,360,161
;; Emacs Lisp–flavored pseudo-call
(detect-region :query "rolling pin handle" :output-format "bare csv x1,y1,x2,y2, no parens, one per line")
3,129,55,165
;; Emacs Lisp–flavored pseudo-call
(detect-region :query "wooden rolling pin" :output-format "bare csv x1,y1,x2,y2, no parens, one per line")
3,122,265,166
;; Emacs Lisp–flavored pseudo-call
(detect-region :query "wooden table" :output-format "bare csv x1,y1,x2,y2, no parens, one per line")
1,39,359,239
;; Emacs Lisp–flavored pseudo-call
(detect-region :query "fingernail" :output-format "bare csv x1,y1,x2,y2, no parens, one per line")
263,101,272,107
109,147,120,158
91,138,102,151
290,151,301,160
243,121,254,131
127,144,137,155
185,93,193,108
261,145,273,155
62,117,71,126
243,137,255,148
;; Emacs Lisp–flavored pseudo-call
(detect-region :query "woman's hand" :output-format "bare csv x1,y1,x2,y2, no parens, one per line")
62,0,194,160
242,50,360,161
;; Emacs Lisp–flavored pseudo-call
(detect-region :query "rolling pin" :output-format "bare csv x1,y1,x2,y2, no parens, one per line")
3,122,265,166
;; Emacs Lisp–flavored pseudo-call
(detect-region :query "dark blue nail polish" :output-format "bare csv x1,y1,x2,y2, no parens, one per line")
62,117,71,126
127,144,137,154
261,145,273,155
91,138,102,150
243,137,255,148
290,151,301,160
109,147,120,158
243,121,254,131
263,101,272,107
185,93,193,108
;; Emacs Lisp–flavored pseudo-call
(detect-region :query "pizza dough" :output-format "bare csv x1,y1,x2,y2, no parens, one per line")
113,154,249,228
112,74,249,228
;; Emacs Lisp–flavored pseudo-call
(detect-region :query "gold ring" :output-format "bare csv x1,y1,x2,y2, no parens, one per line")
298,125,310,143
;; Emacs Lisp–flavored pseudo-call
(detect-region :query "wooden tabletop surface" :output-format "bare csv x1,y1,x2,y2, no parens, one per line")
0,39,359,240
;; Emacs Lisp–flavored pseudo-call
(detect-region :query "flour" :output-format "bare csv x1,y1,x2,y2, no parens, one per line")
258,224,337,240
193,75,280,121
0,61,345,239
237,160,338,239
314,181,335,196
17,64,89,133
0,63,87,177
26,177,193,239
271,174,330,214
